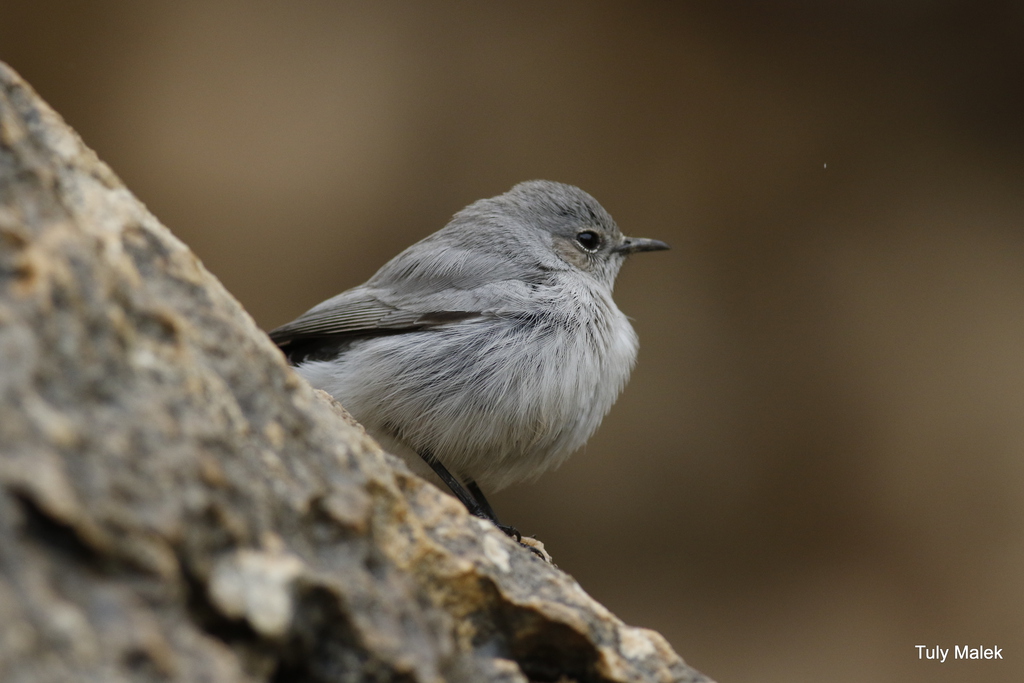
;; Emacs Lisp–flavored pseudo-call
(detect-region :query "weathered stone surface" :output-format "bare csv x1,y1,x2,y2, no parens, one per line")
0,61,711,683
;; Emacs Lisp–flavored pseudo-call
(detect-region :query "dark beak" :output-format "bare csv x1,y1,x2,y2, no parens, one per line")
613,236,670,254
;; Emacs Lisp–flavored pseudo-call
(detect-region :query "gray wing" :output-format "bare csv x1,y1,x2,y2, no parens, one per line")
269,228,562,362
268,287,483,362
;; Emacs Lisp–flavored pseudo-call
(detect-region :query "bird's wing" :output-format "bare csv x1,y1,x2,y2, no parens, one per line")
268,288,482,347
269,232,562,362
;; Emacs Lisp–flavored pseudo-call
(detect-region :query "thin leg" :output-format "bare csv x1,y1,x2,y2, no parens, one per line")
417,452,535,551
465,480,498,522
465,479,524,543
417,450,491,521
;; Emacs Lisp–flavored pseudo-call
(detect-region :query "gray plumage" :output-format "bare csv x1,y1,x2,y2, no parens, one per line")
270,180,667,493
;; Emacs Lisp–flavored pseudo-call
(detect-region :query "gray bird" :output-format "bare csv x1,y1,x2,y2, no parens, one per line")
270,180,668,536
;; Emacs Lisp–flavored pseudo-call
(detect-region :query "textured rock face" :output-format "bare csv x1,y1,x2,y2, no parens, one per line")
0,62,711,683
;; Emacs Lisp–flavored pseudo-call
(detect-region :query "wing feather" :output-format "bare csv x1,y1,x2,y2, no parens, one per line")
269,250,553,363
268,287,482,364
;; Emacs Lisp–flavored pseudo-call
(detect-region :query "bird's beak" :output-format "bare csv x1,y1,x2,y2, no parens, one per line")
613,236,670,254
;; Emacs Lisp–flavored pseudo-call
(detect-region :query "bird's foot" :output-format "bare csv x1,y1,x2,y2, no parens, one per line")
495,524,549,561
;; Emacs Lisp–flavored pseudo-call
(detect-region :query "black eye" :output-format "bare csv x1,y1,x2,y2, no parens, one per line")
575,230,602,252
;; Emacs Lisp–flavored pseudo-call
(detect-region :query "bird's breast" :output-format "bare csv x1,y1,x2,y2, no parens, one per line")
294,283,638,490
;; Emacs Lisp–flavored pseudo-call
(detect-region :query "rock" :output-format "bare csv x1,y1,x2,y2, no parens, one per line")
0,61,712,683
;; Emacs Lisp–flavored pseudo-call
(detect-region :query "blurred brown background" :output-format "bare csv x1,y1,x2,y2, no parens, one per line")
4,2,1023,681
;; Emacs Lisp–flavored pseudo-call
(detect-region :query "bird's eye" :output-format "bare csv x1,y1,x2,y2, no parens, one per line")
575,230,602,253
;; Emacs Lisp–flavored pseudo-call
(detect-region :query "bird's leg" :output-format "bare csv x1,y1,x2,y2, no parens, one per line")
465,480,498,521
417,450,491,520
465,479,521,541
417,452,543,558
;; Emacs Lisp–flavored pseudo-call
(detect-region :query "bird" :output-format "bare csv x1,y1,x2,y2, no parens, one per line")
269,180,668,538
